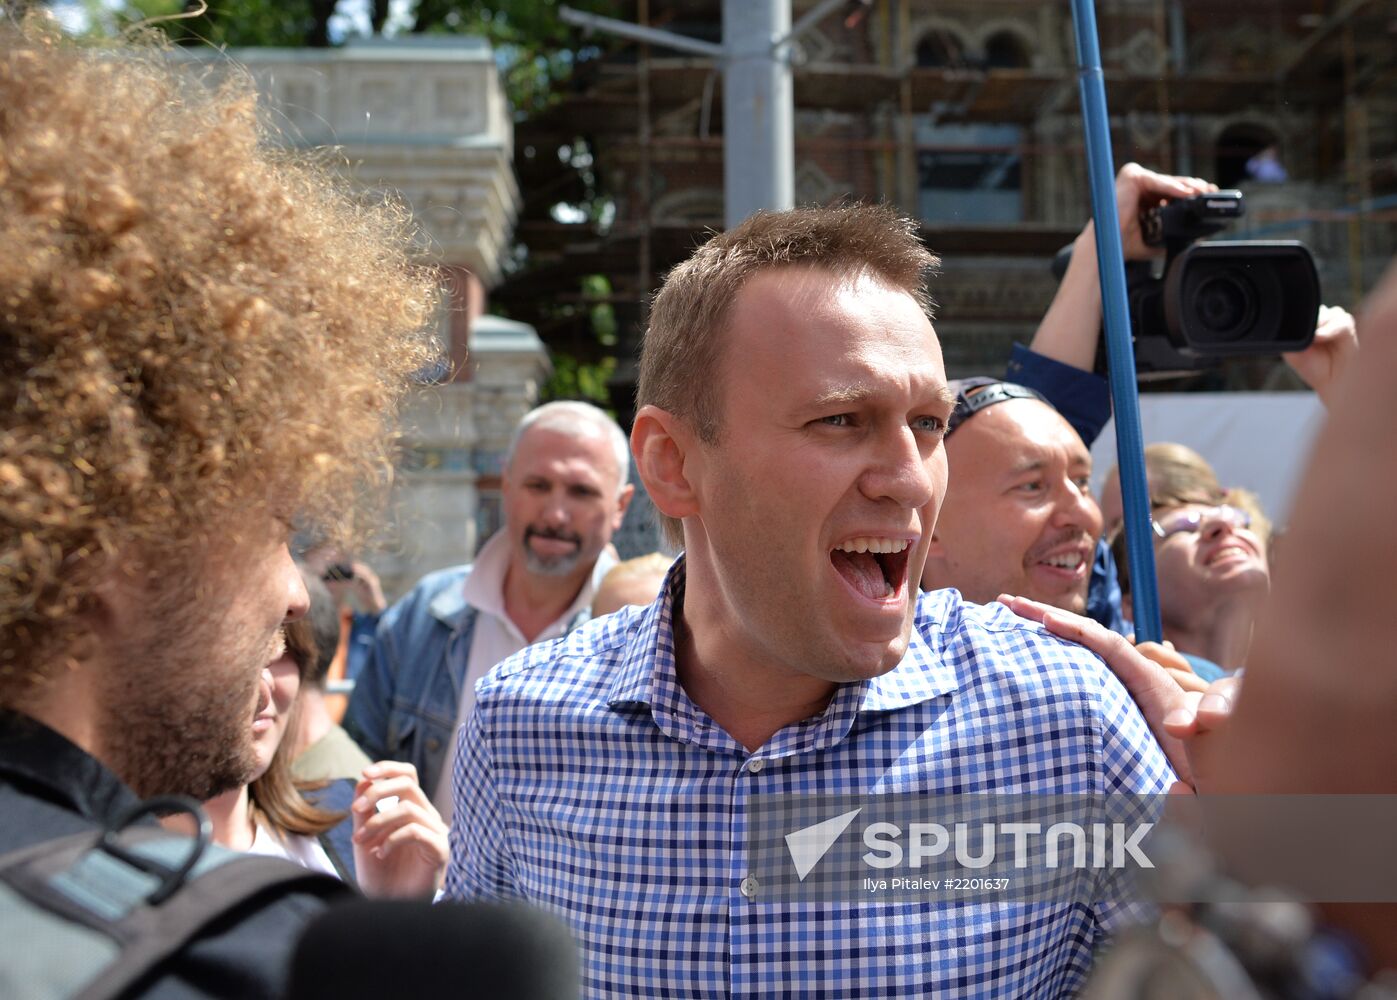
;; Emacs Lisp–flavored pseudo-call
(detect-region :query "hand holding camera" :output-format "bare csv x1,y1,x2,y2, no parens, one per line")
1052,163,1322,374
1130,187,1319,371
1113,162,1216,262
315,551,388,615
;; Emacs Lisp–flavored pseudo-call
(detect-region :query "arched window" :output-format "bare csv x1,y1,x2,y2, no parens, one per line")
916,28,967,68
1215,122,1282,189
913,23,1024,224
983,31,1031,69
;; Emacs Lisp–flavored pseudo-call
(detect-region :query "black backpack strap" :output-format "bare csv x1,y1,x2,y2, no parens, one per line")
0,796,352,1000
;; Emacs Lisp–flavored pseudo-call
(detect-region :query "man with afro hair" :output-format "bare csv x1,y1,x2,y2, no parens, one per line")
0,21,437,997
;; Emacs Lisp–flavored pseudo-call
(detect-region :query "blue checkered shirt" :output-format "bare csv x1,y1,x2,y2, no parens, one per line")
443,560,1174,998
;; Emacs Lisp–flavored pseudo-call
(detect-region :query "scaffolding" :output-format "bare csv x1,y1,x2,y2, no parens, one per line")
494,0,1397,416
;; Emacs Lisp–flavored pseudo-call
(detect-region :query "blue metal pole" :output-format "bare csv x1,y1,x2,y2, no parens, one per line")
1069,0,1163,642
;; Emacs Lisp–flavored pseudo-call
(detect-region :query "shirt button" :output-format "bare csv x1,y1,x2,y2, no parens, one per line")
745,757,764,774
740,875,759,900
426,737,441,752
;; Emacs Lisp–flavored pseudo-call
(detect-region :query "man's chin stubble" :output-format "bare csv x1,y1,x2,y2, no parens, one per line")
114,733,256,801
99,683,260,800
523,553,582,577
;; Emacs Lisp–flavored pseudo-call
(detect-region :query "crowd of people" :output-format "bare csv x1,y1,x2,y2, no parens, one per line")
1,19,1393,1000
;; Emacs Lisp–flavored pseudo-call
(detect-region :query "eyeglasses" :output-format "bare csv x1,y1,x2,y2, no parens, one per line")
1152,504,1251,540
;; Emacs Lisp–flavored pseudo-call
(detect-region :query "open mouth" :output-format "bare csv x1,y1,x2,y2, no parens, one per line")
1206,543,1253,567
1038,551,1087,573
1028,538,1092,580
830,537,912,602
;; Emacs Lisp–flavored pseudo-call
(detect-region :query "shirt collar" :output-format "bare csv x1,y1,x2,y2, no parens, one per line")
605,556,683,709
439,531,618,634
854,602,961,712
0,709,143,827
458,531,517,620
605,558,960,723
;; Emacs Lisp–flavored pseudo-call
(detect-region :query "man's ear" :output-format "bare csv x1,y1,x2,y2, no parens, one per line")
631,404,700,523
87,550,139,632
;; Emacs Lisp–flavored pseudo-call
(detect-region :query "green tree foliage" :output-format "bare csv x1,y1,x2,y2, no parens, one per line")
35,0,339,47
410,2,618,117
168,0,340,48
539,274,618,405
61,0,620,76
543,352,618,406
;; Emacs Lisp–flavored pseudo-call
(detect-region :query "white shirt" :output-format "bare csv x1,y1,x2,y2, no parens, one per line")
248,823,341,879
430,531,616,814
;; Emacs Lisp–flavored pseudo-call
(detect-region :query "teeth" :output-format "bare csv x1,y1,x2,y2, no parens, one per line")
1042,552,1084,570
835,537,911,555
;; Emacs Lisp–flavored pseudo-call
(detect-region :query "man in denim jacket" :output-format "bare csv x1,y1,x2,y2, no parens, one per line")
345,401,633,814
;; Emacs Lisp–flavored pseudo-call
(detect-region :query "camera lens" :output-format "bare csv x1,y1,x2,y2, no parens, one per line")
1160,242,1319,361
1193,269,1256,342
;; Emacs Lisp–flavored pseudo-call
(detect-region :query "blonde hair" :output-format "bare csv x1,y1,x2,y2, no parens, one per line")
638,204,938,547
592,552,674,618
603,551,674,583
1143,442,1225,509
0,24,439,699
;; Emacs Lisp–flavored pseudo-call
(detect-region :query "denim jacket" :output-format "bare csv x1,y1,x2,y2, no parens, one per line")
343,565,482,801
342,564,591,800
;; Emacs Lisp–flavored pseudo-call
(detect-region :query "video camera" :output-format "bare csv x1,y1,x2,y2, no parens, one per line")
1053,190,1320,374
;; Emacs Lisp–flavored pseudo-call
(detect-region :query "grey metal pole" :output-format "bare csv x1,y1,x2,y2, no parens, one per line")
560,2,800,230
558,6,723,58
723,0,793,227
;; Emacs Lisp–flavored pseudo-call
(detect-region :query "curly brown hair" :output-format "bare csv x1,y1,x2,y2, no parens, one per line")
0,24,440,699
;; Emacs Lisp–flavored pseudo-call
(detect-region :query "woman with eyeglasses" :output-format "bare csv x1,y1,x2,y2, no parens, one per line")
1108,443,1272,679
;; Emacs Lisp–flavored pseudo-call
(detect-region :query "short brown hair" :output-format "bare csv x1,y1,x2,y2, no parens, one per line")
637,204,938,546
0,25,438,699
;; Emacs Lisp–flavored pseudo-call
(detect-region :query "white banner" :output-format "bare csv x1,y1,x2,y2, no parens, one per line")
1090,391,1326,523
